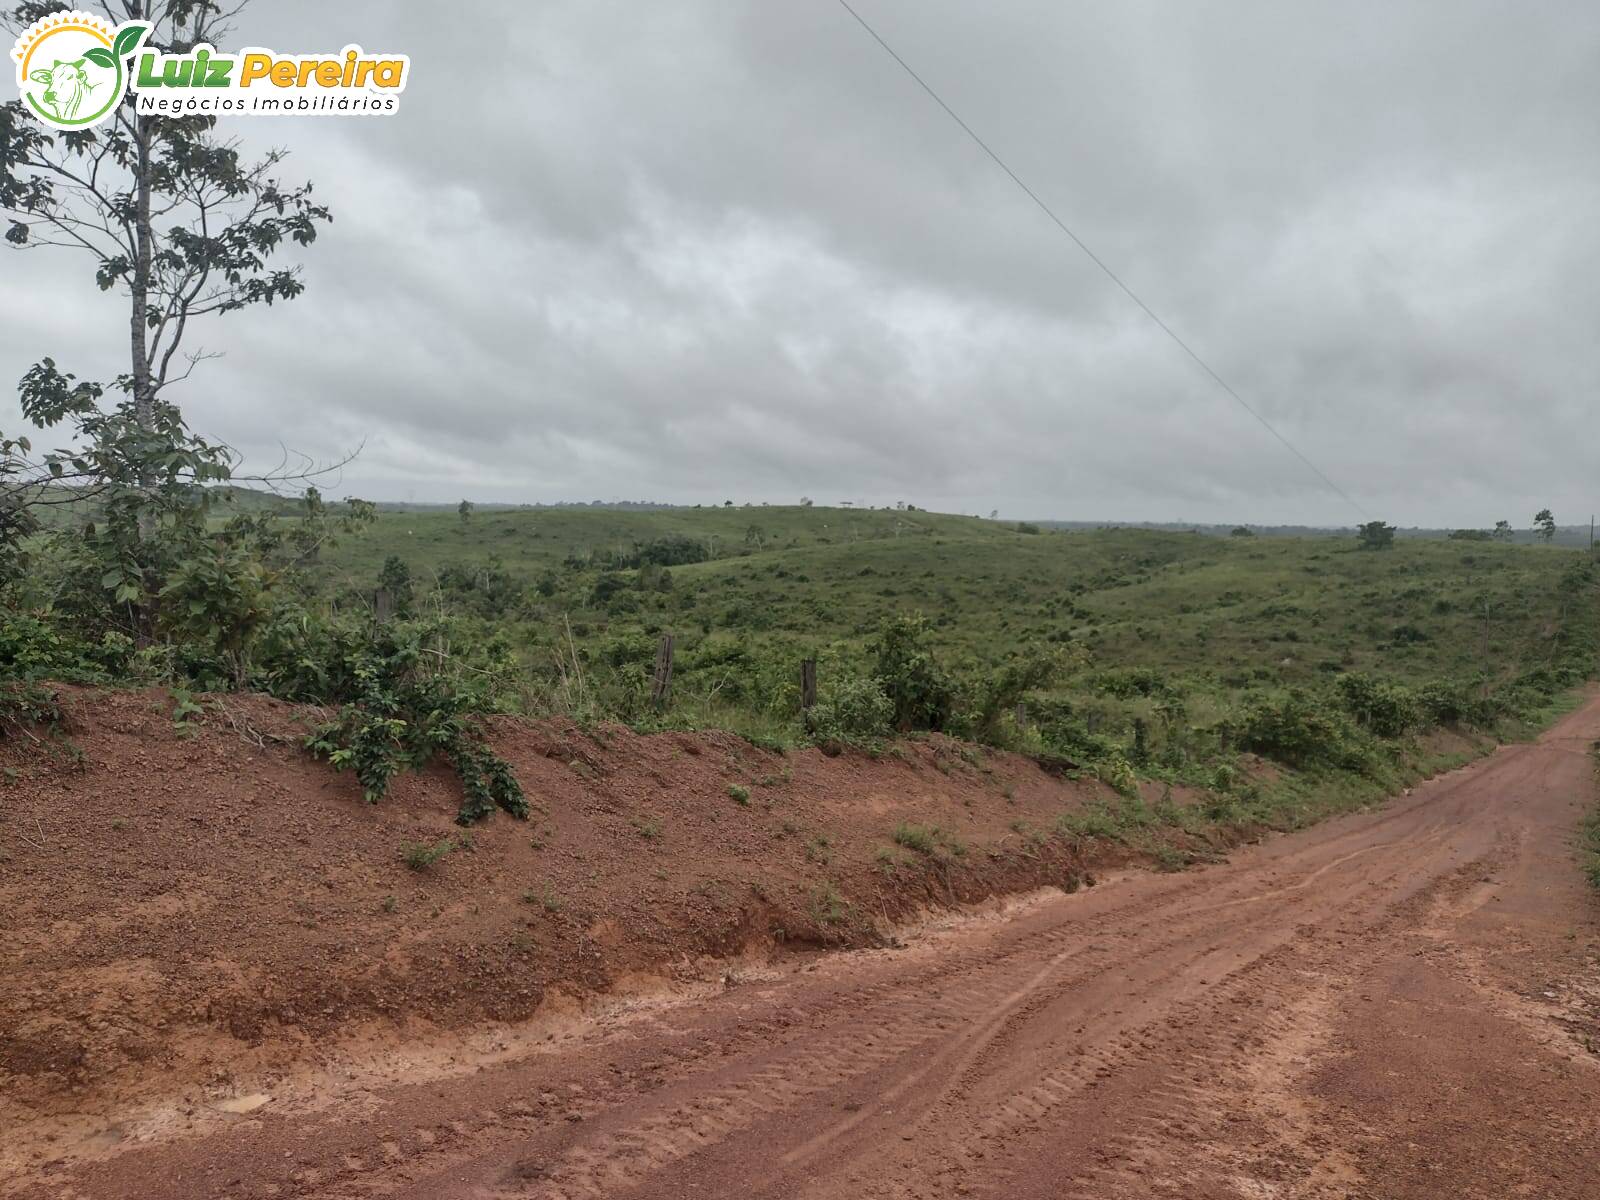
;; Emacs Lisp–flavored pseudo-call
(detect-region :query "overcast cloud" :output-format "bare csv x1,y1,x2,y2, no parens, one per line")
3,0,1598,524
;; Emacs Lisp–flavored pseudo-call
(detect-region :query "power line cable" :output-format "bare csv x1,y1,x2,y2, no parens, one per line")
832,0,1369,520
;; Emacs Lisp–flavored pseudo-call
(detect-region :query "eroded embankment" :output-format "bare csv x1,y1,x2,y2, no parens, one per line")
0,685,1482,1140
0,688,1093,1117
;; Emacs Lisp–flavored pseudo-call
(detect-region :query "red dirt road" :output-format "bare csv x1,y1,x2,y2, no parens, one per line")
18,701,1600,1199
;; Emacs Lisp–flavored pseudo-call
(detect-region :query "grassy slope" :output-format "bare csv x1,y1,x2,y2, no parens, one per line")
315,504,996,581
298,504,1600,869
317,506,1581,690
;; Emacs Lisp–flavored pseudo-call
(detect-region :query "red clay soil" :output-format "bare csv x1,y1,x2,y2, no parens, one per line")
6,687,1600,1198
0,686,1135,1157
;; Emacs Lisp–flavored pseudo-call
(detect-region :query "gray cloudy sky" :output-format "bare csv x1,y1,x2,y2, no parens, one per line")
4,1,1598,524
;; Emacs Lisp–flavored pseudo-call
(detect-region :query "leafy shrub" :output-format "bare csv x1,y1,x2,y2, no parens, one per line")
1030,698,1123,759
0,611,108,681
437,557,522,617
870,613,953,731
0,679,66,741
288,622,528,825
1087,667,1170,699
1335,673,1420,738
590,571,631,606
377,556,415,616
686,640,804,716
950,650,1059,745
807,672,893,753
1357,521,1396,550
623,535,709,568
158,542,271,686
1235,690,1374,772
1415,680,1496,728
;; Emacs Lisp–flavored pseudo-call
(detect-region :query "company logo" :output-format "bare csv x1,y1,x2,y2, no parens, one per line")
11,11,147,129
11,10,409,127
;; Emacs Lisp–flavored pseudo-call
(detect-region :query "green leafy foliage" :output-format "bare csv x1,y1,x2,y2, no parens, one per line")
1236,690,1375,772
806,672,893,753
1356,521,1396,551
402,838,455,871
5,472,1597,841
870,612,953,731
950,649,1063,745
297,623,527,825
0,679,65,741
377,556,415,617
1334,673,1421,738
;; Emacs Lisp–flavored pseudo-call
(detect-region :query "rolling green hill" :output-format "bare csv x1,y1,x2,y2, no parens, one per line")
299,505,1594,767
315,506,1576,687
313,503,1000,581
9,494,1595,843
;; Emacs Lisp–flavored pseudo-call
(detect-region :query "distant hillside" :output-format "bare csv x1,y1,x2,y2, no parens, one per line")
1033,519,1599,548
26,484,1596,551
308,503,1591,703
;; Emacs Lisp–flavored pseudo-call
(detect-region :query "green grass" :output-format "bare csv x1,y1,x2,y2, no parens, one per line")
311,506,1585,698
892,822,938,854
808,882,848,926
282,504,1599,807
22,498,1592,847
315,503,995,583
522,883,563,912
401,838,455,871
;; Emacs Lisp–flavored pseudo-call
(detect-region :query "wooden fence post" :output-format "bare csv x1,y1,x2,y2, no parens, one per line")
373,587,393,622
800,659,817,711
651,634,675,708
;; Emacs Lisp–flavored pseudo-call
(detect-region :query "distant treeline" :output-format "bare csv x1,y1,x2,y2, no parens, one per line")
1031,520,1597,548
72,487,1590,548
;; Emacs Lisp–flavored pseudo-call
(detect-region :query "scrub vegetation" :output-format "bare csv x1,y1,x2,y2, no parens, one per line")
4,493,1595,838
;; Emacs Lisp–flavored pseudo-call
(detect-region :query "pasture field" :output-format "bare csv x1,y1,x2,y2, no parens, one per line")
9,494,1594,832
313,504,1580,681
299,503,1596,787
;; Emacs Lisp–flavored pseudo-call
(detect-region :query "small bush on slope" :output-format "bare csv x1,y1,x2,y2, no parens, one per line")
293,622,528,825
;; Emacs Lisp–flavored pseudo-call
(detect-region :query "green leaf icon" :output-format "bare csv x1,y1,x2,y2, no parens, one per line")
83,46,115,69
112,23,149,61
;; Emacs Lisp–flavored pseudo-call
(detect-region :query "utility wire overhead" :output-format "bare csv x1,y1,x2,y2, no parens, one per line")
832,0,1370,520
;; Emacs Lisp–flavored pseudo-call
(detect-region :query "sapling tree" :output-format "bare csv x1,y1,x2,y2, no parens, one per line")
1535,509,1556,543
1,0,333,620
0,4,529,821
1356,520,1396,551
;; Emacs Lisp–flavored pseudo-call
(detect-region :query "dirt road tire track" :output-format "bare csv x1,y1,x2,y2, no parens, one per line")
18,700,1600,1199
